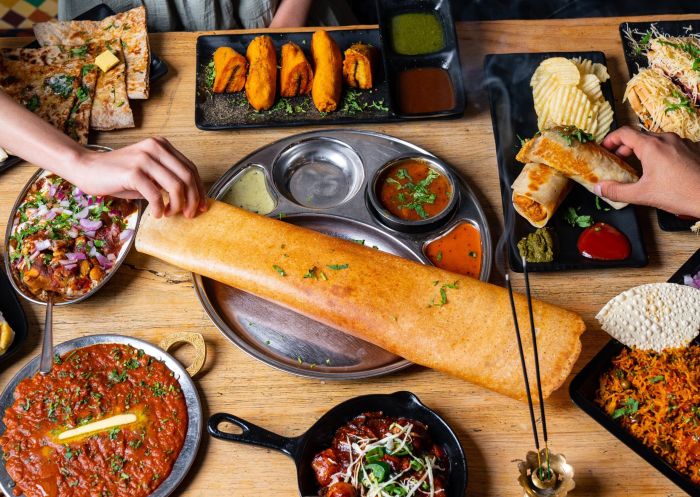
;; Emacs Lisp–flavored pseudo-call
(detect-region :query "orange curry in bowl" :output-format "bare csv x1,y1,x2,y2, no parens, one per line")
378,159,452,221
0,343,187,497
425,222,481,279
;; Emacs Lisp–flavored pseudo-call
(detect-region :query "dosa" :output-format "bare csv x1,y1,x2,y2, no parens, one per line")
136,200,585,400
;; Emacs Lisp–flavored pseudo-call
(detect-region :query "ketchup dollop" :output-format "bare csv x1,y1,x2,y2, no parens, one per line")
577,222,631,260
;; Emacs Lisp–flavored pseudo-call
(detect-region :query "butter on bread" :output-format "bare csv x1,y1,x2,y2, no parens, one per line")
95,49,120,73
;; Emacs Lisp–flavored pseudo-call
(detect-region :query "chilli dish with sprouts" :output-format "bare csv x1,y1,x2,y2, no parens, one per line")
312,412,448,497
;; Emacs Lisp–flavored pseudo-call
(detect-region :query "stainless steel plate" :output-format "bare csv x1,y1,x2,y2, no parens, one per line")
194,129,492,380
0,334,202,497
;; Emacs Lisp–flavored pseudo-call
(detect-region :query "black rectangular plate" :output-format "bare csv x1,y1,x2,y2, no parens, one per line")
619,19,700,232
0,266,28,368
0,3,168,175
375,0,466,119
569,247,700,495
484,51,647,273
196,30,395,129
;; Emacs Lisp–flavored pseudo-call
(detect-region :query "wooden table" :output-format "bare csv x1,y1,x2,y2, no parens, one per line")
1,13,699,497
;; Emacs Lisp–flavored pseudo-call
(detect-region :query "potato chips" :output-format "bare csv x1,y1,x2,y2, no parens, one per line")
531,56,613,143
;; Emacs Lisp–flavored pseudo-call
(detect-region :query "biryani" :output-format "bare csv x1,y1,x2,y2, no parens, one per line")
596,345,700,484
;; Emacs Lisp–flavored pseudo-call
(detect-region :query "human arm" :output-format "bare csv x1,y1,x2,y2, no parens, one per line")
595,126,700,219
0,91,205,218
268,0,313,28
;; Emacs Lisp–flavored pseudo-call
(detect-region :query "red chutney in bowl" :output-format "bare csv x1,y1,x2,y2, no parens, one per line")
0,344,187,497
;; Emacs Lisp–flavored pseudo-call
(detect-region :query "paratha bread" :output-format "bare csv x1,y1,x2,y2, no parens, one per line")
33,6,150,99
512,163,572,228
1,43,134,131
136,200,586,401
516,126,639,209
0,56,81,133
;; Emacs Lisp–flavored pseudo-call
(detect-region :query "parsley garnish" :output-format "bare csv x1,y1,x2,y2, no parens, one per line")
665,90,695,115
205,60,215,89
108,369,128,383
108,427,120,440
565,207,594,228
431,281,459,307
556,126,594,146
272,265,286,276
612,397,639,419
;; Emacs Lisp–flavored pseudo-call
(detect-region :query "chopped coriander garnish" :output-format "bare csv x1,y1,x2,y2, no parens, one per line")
565,207,594,228
272,265,286,276
649,375,665,384
327,264,349,270
436,251,443,262
612,397,639,419
665,89,695,115
303,266,318,279
556,126,594,146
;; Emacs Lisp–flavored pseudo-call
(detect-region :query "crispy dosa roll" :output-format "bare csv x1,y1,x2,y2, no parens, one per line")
512,163,572,228
136,200,586,401
311,30,342,112
624,67,700,142
280,42,313,97
516,126,639,209
342,43,377,89
212,47,247,93
245,35,277,110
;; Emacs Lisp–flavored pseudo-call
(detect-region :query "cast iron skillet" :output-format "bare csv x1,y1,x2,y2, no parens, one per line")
208,391,467,495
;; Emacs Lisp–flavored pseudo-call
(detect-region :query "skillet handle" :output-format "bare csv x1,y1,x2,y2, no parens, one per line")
208,412,296,457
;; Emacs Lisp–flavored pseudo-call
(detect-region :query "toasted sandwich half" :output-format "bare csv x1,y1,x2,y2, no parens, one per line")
647,35,700,102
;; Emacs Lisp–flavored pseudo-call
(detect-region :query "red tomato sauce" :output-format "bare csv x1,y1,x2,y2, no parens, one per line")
577,222,631,260
378,159,452,221
0,344,187,497
425,222,482,278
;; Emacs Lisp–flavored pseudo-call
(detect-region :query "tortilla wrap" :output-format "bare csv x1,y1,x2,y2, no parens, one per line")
516,127,639,209
512,163,572,228
135,200,585,401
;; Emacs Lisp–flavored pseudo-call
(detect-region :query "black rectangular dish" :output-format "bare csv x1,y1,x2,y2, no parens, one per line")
484,51,647,273
0,265,28,367
0,3,168,176
619,19,700,232
569,247,700,496
375,0,465,119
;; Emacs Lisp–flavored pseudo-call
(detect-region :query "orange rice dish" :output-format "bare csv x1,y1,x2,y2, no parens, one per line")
596,345,700,484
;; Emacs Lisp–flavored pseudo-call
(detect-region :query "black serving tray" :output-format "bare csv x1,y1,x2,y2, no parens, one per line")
619,19,700,232
484,51,647,273
0,3,168,176
570,247,700,495
0,265,28,368
375,0,466,119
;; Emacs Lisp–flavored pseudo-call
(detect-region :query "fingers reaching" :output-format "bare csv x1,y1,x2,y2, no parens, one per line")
594,180,645,206
601,126,648,156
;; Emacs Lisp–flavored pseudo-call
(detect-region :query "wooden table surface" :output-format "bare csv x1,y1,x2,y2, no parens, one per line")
2,13,700,497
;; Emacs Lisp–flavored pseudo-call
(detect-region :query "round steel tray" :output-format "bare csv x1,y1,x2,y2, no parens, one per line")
194,129,492,380
0,334,202,497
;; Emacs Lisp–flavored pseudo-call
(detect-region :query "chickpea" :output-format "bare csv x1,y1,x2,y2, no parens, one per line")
89,266,104,281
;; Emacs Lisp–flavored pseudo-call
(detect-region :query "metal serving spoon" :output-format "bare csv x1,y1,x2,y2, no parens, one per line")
38,294,53,374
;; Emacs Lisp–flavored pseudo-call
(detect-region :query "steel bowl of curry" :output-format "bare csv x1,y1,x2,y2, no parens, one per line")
0,334,202,497
368,155,459,233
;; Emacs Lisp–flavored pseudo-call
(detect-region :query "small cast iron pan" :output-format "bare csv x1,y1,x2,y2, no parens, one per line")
208,391,467,495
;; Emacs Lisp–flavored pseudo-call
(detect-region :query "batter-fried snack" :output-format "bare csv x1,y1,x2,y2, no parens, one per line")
213,46,248,93
311,30,342,112
245,35,277,111
342,43,377,89
280,42,313,97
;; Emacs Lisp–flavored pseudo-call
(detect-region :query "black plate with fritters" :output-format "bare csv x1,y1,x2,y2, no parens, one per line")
484,51,647,273
0,3,168,176
0,265,28,367
569,247,700,495
619,19,700,232
195,30,395,129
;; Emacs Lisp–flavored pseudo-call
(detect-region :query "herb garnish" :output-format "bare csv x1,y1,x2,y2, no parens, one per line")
658,39,700,72
665,90,695,115
205,60,215,89
108,369,128,384
635,30,653,55
70,45,88,58
565,207,594,228
612,397,639,419
272,265,286,276
430,281,459,307
45,74,75,99
556,126,594,146
303,266,318,279
327,264,349,270
649,375,665,384
25,94,40,112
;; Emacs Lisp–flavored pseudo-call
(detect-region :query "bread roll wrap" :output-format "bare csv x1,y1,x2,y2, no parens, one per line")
213,46,248,93
136,200,585,401
516,126,639,209
311,30,342,112
280,42,313,97
245,35,277,110
512,163,572,228
342,43,377,89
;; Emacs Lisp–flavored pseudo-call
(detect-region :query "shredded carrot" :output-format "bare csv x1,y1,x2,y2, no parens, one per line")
596,345,700,484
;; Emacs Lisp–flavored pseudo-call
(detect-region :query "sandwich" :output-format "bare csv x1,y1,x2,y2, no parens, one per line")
646,35,700,103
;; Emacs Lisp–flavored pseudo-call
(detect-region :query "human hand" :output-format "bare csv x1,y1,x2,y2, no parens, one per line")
71,137,207,219
595,126,700,219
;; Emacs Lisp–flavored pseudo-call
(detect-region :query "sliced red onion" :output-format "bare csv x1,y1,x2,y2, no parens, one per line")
109,209,122,217
80,218,102,231
685,274,700,289
73,187,83,197
48,184,57,197
44,210,57,221
87,197,94,206
33,239,51,251
29,250,41,261
65,252,86,262
63,263,78,271
59,200,70,208
95,253,113,270
56,191,66,201
37,204,48,217
67,228,79,239
88,244,98,257
75,207,89,219
119,229,134,242
107,253,116,262
84,230,97,238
